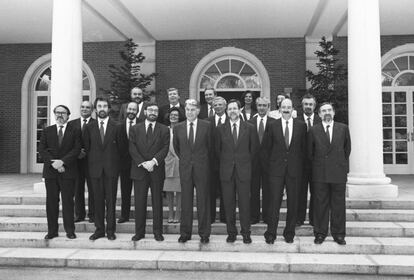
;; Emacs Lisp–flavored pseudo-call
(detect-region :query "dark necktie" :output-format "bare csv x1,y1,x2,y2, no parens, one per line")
284,120,290,149
128,120,133,138
99,121,105,144
217,116,222,126
189,122,194,148
147,123,153,143
58,125,63,147
258,118,265,144
209,106,214,118
232,123,238,145
326,124,331,143
307,117,311,131
82,119,87,132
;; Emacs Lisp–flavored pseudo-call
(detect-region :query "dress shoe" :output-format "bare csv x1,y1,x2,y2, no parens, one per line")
89,217,95,223
107,234,116,241
89,233,105,241
66,233,76,239
295,221,304,227
178,235,191,243
334,236,346,245
250,219,259,225
242,235,252,244
44,233,58,240
284,236,294,244
314,235,325,244
117,217,129,224
200,236,210,244
265,235,275,244
154,234,164,241
131,234,145,241
226,234,237,243
74,217,85,223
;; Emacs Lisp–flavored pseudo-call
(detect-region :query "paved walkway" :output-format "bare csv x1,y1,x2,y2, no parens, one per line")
0,173,412,200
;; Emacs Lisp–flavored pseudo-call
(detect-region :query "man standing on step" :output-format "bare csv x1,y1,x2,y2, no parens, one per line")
308,102,351,245
199,87,216,119
296,94,321,227
129,102,170,242
173,99,212,244
264,98,307,244
39,105,81,240
117,101,139,224
157,87,186,124
69,100,96,224
84,97,122,241
216,99,259,244
118,87,146,122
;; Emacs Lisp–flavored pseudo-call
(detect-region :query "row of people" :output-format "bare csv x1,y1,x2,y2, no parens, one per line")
39,88,350,246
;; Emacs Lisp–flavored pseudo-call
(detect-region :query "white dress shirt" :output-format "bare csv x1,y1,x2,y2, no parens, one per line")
215,114,226,126
186,119,198,143
126,118,136,138
56,122,68,135
322,121,334,143
281,117,293,145
97,117,109,134
256,115,268,133
80,116,91,127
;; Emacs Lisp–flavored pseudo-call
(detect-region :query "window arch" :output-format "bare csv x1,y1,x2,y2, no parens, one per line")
382,54,414,86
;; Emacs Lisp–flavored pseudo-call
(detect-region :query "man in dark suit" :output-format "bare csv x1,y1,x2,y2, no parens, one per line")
264,98,307,244
117,101,139,224
157,88,186,124
84,97,122,241
296,94,321,227
129,102,170,241
207,96,227,224
173,99,211,244
308,102,351,245
248,97,276,224
216,99,259,244
199,87,216,119
118,87,146,122
68,101,96,224
39,105,81,240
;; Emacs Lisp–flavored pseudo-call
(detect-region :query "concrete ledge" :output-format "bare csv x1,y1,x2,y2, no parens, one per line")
347,184,398,199
33,181,45,194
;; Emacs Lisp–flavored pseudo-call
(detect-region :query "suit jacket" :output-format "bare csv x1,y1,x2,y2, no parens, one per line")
207,115,228,172
118,118,138,170
215,120,259,182
68,117,97,150
157,103,186,124
296,113,322,128
307,122,351,184
248,116,276,168
119,101,146,123
39,122,81,179
199,103,212,120
129,121,170,180
266,118,307,178
84,118,122,178
173,119,211,180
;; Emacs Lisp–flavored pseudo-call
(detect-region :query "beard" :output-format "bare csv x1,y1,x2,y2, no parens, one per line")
98,110,108,119
127,113,137,120
323,114,332,122
146,114,157,122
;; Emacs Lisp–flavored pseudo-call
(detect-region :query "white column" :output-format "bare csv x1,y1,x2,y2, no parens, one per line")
347,0,398,198
50,0,83,121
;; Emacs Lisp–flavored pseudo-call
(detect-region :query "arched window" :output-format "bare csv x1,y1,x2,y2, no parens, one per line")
382,55,414,86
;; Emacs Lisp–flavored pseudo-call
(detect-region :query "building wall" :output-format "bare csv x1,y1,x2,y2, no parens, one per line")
0,41,125,173
155,38,307,108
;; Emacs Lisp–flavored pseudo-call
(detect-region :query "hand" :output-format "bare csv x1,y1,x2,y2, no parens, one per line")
78,149,86,159
57,166,65,173
51,159,64,169
146,160,155,172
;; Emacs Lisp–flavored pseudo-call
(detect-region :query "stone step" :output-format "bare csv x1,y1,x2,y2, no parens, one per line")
0,195,413,209
0,246,412,275
0,217,413,237
1,205,414,222
0,232,413,256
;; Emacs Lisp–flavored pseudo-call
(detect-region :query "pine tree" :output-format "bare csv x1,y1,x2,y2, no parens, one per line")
104,38,157,105
306,36,348,123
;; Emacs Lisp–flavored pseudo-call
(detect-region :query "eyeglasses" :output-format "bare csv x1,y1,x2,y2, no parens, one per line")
146,108,159,113
55,111,68,116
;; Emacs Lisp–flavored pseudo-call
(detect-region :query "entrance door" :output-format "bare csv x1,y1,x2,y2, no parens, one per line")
382,88,414,174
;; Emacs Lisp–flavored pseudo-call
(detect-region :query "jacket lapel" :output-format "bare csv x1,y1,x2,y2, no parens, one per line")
276,120,288,151
318,124,331,148
236,121,247,149
328,123,339,152
103,119,115,148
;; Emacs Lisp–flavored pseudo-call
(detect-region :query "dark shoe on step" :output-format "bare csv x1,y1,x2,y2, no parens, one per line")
74,217,85,223
131,234,145,241
226,234,237,243
44,233,58,240
284,236,294,243
178,235,191,243
89,233,105,241
200,236,210,244
154,234,164,241
66,233,76,239
117,217,129,224
107,234,116,241
334,236,346,245
314,235,325,244
242,235,252,244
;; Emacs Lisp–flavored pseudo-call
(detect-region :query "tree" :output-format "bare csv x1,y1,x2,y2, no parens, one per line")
306,36,348,123
102,38,157,111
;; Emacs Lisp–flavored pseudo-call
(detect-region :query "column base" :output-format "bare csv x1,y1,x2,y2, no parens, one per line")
346,184,398,199
33,181,46,194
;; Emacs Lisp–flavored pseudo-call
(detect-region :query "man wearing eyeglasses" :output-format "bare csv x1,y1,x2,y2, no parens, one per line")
39,105,81,240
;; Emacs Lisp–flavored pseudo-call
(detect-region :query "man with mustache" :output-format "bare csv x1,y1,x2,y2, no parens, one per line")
84,97,122,241
296,94,321,227
117,102,139,224
308,102,351,245
216,99,258,244
119,87,146,122
199,87,216,119
39,105,81,240
129,102,170,242
264,98,307,244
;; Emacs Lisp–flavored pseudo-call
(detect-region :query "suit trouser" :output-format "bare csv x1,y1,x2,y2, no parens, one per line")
221,167,251,236
120,167,133,220
74,160,94,220
180,166,211,238
210,166,226,223
297,166,314,224
91,174,118,235
250,159,270,223
266,174,299,239
133,172,163,236
313,182,346,238
45,177,75,235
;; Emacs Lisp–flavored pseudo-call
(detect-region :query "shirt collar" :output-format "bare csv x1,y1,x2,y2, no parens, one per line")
145,119,156,127
282,117,293,124
57,122,68,129
187,118,198,126
170,103,180,108
322,120,334,128
304,113,314,121
127,117,136,125
98,117,109,125
230,118,240,126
